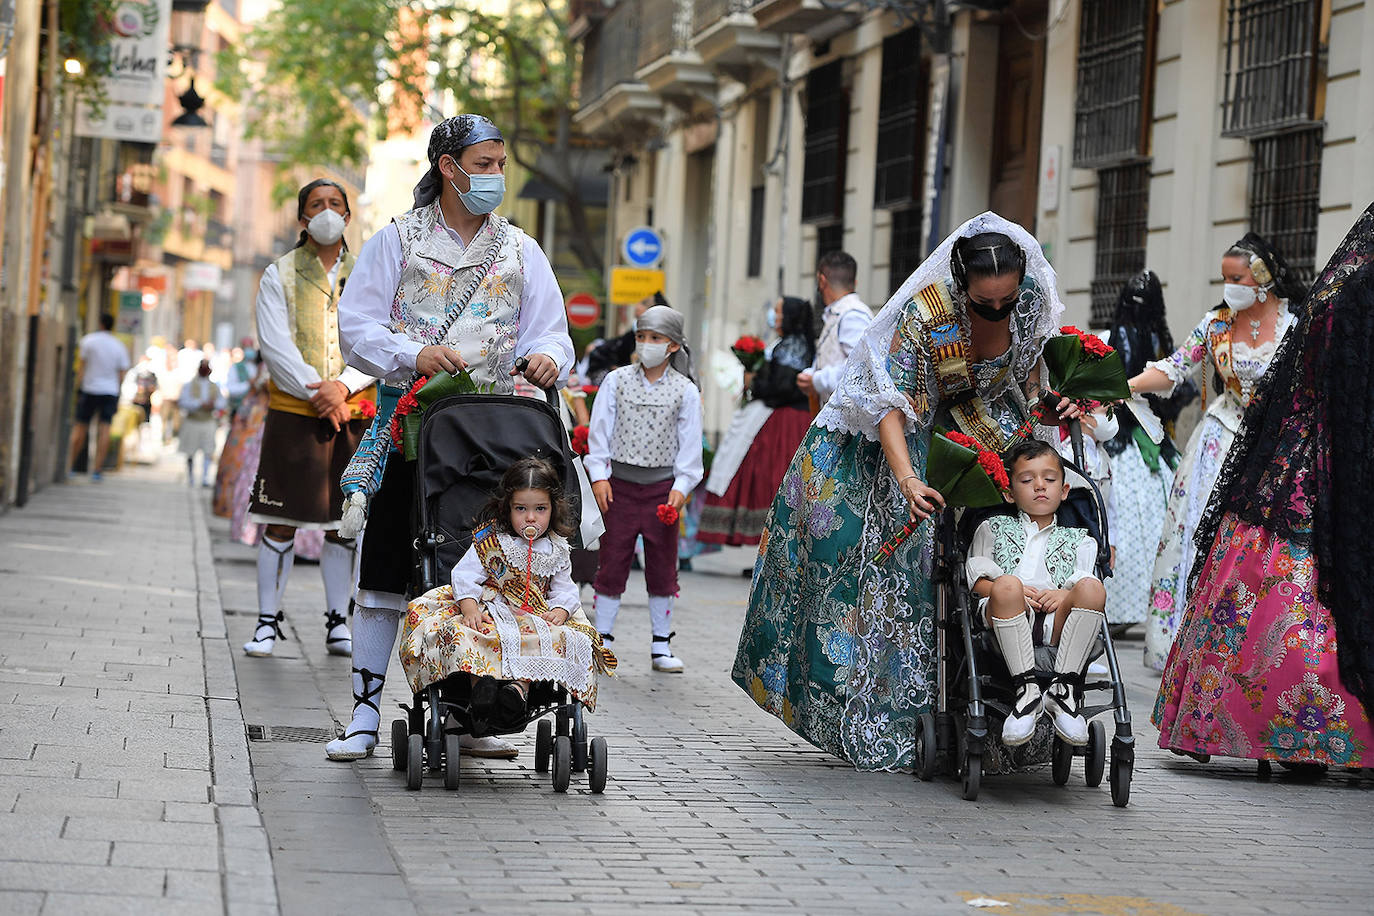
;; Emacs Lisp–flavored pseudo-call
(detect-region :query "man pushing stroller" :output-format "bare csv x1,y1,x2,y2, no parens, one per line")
966,439,1107,748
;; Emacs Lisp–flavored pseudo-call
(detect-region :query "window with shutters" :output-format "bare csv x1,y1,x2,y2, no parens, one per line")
1089,162,1151,328
747,185,766,278
888,208,924,291
1249,125,1323,288
874,28,927,208
1073,0,1155,168
801,61,848,224
1222,0,1321,138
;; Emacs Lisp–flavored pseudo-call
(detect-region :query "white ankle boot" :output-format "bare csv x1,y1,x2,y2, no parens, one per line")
325,667,385,760
243,611,285,657
1046,608,1105,746
991,614,1041,746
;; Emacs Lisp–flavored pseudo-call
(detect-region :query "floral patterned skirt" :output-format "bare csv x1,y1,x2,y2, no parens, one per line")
1105,443,1172,625
1152,514,1373,767
401,586,601,711
732,423,937,771
1144,414,1235,669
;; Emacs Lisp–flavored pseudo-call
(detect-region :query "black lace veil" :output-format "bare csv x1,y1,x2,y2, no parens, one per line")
1192,203,1374,716
1104,270,1191,457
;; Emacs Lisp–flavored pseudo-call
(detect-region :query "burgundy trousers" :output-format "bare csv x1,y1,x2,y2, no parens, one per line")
592,476,678,598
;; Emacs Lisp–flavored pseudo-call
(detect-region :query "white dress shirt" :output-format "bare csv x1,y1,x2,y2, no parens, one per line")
584,366,705,496
256,255,375,401
450,536,582,615
337,217,574,386
810,292,872,402
965,512,1098,594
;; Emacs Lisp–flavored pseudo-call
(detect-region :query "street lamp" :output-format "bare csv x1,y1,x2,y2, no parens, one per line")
171,79,209,128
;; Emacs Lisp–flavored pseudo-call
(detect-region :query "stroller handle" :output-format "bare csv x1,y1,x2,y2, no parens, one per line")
1038,390,1085,471
514,356,559,411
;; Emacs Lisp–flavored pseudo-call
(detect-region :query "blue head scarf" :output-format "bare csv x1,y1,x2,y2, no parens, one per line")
411,115,505,209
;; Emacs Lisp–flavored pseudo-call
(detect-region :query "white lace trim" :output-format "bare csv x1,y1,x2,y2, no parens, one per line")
488,595,593,694
815,212,1065,441
492,532,571,577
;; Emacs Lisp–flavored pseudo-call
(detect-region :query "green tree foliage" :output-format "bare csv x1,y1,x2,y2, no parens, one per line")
221,0,604,276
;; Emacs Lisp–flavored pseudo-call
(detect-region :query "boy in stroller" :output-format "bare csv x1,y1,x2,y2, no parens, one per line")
400,458,615,727
966,439,1107,748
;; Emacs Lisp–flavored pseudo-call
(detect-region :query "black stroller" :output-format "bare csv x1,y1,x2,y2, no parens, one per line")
389,384,609,794
914,411,1134,806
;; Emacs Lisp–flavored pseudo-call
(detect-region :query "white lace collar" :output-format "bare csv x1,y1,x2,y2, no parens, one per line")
494,531,571,577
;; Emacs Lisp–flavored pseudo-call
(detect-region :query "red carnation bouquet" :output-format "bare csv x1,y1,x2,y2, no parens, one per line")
570,424,590,457
1040,325,1130,408
730,335,767,373
656,504,680,526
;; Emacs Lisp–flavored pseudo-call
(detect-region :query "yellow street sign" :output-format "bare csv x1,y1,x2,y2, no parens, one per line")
609,267,666,305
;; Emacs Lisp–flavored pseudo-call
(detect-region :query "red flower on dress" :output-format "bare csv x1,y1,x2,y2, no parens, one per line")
357,399,377,419
570,424,590,456
656,504,679,526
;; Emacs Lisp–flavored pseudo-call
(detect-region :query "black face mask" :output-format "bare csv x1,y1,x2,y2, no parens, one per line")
968,298,1016,322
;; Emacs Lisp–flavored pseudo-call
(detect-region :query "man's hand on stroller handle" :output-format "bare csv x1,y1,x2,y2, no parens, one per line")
417,345,466,377
513,353,559,388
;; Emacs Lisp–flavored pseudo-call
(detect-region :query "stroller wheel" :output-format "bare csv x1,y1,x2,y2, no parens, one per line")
914,712,938,782
1051,736,1073,786
391,719,408,772
535,719,553,773
552,736,572,793
588,737,609,794
1085,720,1106,788
406,733,424,791
443,733,461,790
1110,750,1133,807
961,752,981,801
572,715,589,773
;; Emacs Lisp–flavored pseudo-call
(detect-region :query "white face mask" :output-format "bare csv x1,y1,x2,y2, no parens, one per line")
1222,282,1258,311
636,341,670,368
306,208,346,245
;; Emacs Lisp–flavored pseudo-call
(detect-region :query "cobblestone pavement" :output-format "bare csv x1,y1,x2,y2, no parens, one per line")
3,463,1372,915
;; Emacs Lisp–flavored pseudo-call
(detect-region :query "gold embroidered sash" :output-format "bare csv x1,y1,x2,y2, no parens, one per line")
1205,308,1244,408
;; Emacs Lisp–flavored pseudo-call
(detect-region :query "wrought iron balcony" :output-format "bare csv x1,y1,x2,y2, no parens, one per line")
636,0,716,105
692,0,779,77
576,0,664,137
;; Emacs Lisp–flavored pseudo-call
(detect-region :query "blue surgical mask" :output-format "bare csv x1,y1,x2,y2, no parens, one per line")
450,163,505,215
766,310,778,331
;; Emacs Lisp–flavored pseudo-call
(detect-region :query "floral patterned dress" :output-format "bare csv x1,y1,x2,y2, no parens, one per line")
400,527,614,710
1143,307,1294,670
732,287,1041,771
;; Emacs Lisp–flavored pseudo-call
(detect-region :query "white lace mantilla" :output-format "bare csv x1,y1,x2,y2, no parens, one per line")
493,532,571,577
815,211,1065,441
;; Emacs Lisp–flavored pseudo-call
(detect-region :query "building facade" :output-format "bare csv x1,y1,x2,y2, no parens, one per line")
574,0,1374,437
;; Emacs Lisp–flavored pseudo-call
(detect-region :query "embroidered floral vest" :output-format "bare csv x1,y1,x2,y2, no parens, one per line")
608,365,692,468
390,203,525,392
986,514,1088,589
276,243,355,381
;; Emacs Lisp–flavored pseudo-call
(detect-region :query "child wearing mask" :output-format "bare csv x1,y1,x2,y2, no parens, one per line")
585,304,703,672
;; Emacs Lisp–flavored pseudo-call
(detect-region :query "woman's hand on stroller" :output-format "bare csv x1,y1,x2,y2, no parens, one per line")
541,607,570,626
416,345,467,377
899,476,944,522
513,353,559,388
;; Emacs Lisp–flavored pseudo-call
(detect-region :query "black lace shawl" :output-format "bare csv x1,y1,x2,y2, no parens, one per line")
751,297,817,409
1192,203,1374,716
1104,270,1193,457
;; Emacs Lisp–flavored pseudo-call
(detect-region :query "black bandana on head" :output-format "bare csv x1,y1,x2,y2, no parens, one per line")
411,115,505,209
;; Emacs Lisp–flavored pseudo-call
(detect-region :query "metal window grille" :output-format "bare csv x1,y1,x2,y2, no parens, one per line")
874,28,928,208
580,1,643,106
1249,124,1323,288
801,61,848,224
747,185,766,278
816,222,844,260
888,207,924,289
1222,0,1320,138
638,0,677,69
1089,162,1151,328
1073,0,1154,168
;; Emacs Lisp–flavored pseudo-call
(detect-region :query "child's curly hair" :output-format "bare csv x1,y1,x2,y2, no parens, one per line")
480,456,577,539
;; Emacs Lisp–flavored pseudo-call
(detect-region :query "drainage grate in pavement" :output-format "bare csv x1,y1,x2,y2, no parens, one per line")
246,725,336,743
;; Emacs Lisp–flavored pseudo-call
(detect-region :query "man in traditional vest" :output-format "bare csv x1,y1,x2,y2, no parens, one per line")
796,250,873,409
327,114,575,761
244,179,377,661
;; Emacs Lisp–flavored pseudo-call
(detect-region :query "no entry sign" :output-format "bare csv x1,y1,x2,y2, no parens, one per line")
566,292,601,329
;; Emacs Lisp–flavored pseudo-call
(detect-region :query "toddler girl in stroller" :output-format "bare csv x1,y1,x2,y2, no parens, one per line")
400,458,616,737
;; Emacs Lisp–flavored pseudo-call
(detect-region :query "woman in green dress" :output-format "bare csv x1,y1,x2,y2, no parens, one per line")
732,212,1070,770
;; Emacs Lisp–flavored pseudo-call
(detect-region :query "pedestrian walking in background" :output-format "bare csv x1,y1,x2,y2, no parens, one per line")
328,114,573,761
1154,202,1374,773
796,251,872,410
586,304,702,671
177,359,223,487
700,296,816,546
242,178,378,661
1130,233,1305,670
68,312,131,481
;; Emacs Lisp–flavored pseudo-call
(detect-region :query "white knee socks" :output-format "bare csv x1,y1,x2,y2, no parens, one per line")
245,536,294,655
648,594,673,639
594,594,621,639
325,604,403,760
319,539,355,656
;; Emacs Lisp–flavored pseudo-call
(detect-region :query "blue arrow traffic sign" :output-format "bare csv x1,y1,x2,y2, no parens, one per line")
622,226,664,268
